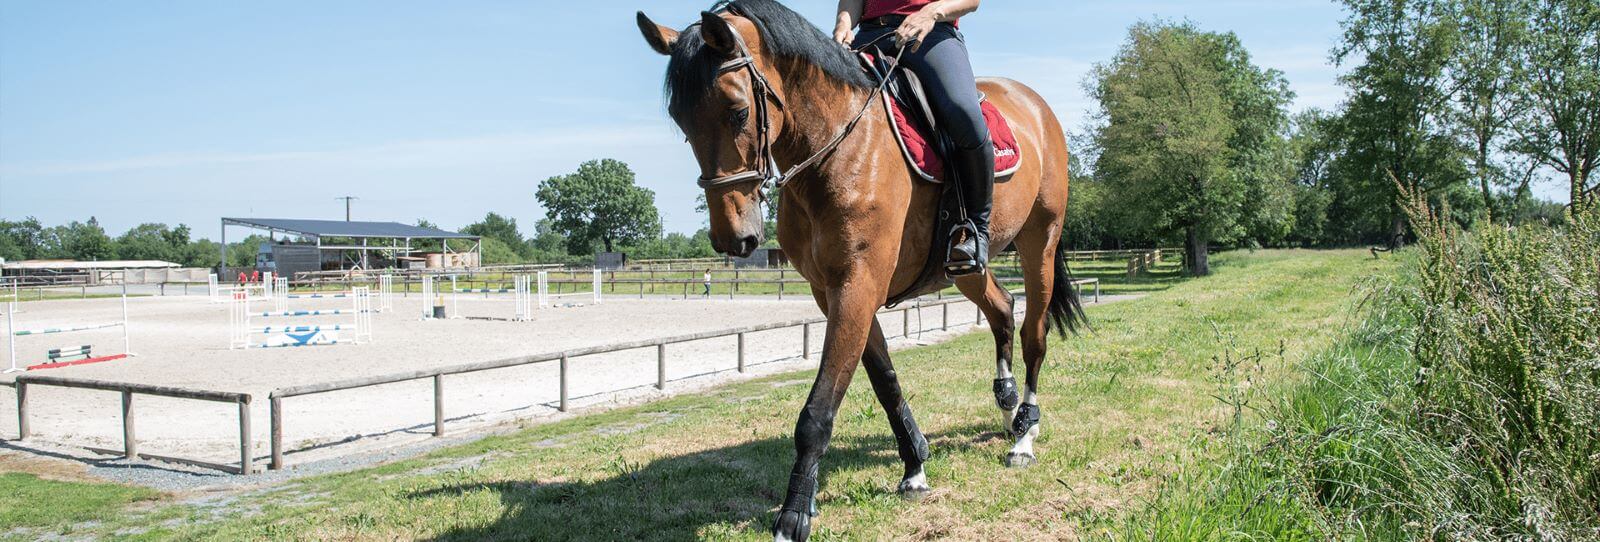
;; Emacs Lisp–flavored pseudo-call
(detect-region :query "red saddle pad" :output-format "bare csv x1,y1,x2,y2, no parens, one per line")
884,92,1023,183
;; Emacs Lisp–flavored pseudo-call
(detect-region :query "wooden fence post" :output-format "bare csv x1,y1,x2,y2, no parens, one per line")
942,303,949,330
559,354,569,412
238,400,253,475
656,343,667,390
121,391,136,460
802,323,812,360
16,381,28,439
432,375,445,437
737,332,746,373
270,396,283,470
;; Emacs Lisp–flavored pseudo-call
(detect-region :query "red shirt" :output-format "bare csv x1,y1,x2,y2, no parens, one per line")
863,0,959,26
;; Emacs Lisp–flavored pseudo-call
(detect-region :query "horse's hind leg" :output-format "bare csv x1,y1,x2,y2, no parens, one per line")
861,319,931,498
954,273,1019,428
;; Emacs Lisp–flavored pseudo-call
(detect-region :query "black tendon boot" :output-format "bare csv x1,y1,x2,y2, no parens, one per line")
946,139,995,276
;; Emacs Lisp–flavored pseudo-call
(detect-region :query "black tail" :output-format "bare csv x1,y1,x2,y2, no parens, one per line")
1047,240,1091,337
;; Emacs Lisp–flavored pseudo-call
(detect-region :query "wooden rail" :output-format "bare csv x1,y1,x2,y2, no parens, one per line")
11,375,255,474
264,291,1053,471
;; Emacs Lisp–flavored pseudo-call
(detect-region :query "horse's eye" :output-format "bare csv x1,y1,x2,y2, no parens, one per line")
729,108,750,130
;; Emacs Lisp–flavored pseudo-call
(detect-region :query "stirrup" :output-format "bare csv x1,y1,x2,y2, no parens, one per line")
945,221,985,276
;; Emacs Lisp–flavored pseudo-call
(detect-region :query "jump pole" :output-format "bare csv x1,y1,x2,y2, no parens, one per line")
5,285,134,373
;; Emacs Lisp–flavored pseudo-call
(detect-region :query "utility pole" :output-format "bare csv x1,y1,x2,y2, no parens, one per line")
336,196,359,221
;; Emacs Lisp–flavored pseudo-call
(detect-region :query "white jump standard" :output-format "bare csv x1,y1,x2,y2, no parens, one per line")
445,274,534,321
5,283,135,373
230,286,373,349
536,269,603,307
272,275,393,314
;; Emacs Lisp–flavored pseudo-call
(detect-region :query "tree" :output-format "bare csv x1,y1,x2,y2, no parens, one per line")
1090,21,1289,275
1333,0,1469,245
1511,0,1600,206
42,218,115,261
1449,0,1531,221
461,212,532,261
536,159,662,254
1214,31,1298,248
115,223,191,262
1288,110,1339,245
0,217,46,261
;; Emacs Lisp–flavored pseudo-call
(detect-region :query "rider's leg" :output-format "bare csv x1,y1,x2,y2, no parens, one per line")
896,25,993,274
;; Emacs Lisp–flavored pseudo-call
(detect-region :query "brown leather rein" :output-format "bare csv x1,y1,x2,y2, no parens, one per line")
694,14,905,197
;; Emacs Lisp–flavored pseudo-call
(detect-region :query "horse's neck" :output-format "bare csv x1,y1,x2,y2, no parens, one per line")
771,71,872,171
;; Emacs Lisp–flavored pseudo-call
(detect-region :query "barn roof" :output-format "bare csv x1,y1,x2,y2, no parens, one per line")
220,218,477,240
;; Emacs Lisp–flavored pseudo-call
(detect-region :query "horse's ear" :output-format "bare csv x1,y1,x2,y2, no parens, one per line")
699,11,738,57
636,12,678,56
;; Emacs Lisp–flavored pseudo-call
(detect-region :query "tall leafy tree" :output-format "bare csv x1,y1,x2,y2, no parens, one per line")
115,223,192,262
1449,0,1531,220
0,218,46,261
1332,0,1469,245
1090,21,1291,274
536,159,662,254
1214,32,1298,248
461,212,532,260
1288,109,1340,245
1511,0,1600,206
43,218,116,261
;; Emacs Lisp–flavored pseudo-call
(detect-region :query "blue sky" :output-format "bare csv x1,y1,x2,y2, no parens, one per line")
4,1,1377,239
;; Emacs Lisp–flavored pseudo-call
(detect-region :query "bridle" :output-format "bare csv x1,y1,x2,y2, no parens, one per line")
694,5,905,201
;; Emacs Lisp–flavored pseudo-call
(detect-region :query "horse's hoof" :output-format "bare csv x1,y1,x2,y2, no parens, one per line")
897,473,931,501
1004,452,1036,468
773,509,811,542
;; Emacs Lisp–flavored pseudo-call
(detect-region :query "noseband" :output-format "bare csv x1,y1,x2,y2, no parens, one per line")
694,7,905,198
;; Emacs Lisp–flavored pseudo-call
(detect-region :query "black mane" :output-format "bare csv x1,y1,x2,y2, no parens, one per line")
665,0,874,118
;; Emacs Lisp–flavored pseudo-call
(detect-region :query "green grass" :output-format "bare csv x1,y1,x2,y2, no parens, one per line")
0,473,158,534
1123,209,1600,540
2,249,1388,540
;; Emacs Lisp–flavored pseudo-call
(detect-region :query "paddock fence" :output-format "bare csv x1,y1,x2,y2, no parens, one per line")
8,375,256,474
262,288,1073,471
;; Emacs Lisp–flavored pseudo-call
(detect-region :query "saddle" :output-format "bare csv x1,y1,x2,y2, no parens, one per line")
859,52,1022,307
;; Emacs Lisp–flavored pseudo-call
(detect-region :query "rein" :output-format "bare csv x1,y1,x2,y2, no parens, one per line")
695,12,905,198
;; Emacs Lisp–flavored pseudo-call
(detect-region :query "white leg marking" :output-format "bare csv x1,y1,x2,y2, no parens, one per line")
775,533,795,542
899,469,930,492
1009,421,1041,457
1008,388,1041,465
995,362,1013,380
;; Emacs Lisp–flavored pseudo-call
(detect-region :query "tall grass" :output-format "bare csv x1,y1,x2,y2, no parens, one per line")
1123,200,1599,540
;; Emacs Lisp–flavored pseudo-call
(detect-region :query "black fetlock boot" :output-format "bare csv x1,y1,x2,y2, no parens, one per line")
946,139,994,276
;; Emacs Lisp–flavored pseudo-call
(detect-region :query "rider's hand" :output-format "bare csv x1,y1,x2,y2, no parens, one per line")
895,9,937,52
833,23,854,46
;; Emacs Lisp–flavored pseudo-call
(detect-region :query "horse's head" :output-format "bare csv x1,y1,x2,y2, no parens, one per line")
638,9,785,258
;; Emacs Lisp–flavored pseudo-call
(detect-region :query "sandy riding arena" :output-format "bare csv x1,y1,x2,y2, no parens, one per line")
1,291,1017,475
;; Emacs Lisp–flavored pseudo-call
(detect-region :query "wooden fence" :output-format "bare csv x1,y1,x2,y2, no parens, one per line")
263,291,1051,471
9,375,256,474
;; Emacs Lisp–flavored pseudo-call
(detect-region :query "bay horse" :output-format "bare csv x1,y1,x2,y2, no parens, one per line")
636,1,1085,539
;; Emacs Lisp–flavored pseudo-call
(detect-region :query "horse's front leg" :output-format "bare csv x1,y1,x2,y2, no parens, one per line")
773,288,880,542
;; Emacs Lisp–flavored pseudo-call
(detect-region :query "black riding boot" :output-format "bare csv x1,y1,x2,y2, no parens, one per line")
946,139,994,276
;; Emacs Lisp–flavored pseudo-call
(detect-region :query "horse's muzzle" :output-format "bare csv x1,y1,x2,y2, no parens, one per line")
714,233,762,258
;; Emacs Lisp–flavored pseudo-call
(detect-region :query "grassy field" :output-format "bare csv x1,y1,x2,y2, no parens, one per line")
0,249,1388,541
